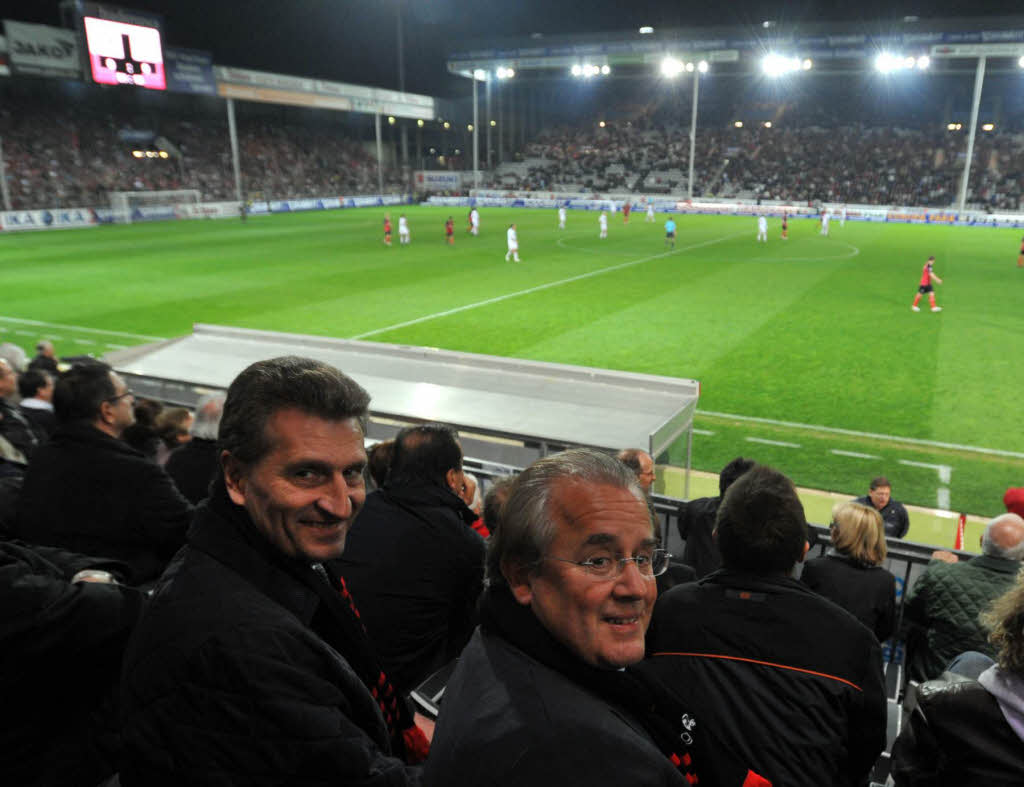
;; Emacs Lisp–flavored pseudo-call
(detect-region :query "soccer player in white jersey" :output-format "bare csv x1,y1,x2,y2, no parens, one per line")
470,207,480,236
757,215,768,243
505,223,520,262
398,214,410,245
599,211,608,239
558,206,566,229
820,209,830,237
646,203,655,222
841,205,847,227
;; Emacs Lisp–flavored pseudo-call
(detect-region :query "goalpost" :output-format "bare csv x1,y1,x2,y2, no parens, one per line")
109,190,203,224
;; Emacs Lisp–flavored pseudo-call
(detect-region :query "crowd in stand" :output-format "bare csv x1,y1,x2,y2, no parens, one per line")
489,113,1024,211
1,343,1023,785
0,96,405,210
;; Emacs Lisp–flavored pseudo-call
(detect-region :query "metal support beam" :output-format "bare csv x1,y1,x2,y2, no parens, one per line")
472,75,480,191
375,112,384,195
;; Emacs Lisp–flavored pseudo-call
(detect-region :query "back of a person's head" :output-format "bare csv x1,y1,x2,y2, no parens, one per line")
981,576,1024,675
830,501,887,565
156,407,192,446
981,513,1024,561
389,424,462,487
17,369,49,400
190,393,225,440
719,456,756,497
366,439,394,489
219,356,370,467
617,448,644,475
482,475,516,538
53,361,115,425
131,398,163,429
715,464,808,575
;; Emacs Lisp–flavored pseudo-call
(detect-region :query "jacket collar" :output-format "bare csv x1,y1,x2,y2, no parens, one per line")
969,554,1023,574
52,420,143,456
701,567,816,596
380,478,477,525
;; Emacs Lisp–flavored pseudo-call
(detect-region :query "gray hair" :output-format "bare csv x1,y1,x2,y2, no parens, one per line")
191,393,226,440
486,448,650,587
982,513,1024,561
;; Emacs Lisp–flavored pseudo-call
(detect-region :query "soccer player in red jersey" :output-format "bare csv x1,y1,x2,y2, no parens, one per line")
781,213,788,240
911,255,943,312
1017,236,1023,268
383,214,392,246
445,217,454,245
622,201,631,223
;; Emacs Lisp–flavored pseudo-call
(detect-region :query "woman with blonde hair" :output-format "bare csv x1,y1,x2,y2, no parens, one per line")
802,501,897,641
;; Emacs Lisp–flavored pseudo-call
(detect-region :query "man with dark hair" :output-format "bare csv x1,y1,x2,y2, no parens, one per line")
676,456,755,578
617,447,656,494
335,423,485,694
853,475,910,538
165,393,225,504
17,367,56,439
424,448,693,787
121,356,424,785
0,358,39,461
642,464,886,787
16,362,192,584
28,339,59,375
366,439,394,490
482,474,516,536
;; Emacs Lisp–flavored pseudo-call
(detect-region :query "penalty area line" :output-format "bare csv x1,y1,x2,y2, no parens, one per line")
350,231,747,340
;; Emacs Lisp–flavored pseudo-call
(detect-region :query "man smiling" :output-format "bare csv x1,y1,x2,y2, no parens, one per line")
120,357,424,786
424,449,694,787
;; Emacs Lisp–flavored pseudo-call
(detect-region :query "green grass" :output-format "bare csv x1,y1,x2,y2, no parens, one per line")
2,205,1022,533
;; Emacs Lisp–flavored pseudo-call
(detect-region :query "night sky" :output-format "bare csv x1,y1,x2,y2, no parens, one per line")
10,1,1024,96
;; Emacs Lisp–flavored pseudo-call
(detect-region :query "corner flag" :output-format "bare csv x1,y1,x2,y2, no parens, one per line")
954,513,966,551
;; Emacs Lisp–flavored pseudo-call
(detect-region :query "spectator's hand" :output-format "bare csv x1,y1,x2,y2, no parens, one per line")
930,550,959,564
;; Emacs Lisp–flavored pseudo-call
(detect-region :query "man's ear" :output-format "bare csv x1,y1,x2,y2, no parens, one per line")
502,559,534,606
445,467,462,495
97,400,114,426
800,540,810,563
221,451,247,506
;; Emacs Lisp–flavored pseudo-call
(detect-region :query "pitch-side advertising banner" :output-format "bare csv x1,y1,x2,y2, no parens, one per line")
0,208,97,232
3,21,81,78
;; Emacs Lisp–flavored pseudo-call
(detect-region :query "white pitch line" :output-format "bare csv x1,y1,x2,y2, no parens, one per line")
937,488,951,510
745,436,801,448
899,459,953,484
830,449,880,460
72,338,96,345
692,428,716,436
350,231,748,340
0,315,165,342
699,409,1024,460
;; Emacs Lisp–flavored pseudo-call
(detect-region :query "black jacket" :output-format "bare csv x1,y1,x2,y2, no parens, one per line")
853,495,910,539
333,480,485,694
1,540,144,787
15,422,192,584
802,551,897,642
676,495,721,579
640,570,887,787
120,487,421,786
164,437,219,504
892,670,1024,785
0,399,39,461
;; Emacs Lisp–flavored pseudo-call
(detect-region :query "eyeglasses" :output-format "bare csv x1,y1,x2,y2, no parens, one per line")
106,390,135,403
541,548,671,580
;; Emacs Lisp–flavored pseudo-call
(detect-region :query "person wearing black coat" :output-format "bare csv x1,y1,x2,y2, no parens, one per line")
1,540,145,787
15,362,192,584
802,501,897,642
676,456,755,578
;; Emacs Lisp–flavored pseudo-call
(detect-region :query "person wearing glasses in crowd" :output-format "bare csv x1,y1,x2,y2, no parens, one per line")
424,448,698,787
15,361,192,585
639,464,886,787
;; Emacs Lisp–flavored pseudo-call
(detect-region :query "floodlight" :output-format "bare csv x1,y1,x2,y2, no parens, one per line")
467,124,473,131
388,116,396,125
903,56,915,69
685,62,695,72
982,123,995,131
473,69,486,80
660,57,684,78
429,147,436,154
802,59,813,70
505,68,515,78
490,119,496,126
417,119,424,127
947,123,957,131
158,150,169,159
601,64,611,75
916,56,930,69
698,60,708,73
443,121,450,129
734,121,743,128
496,66,515,79
764,121,772,128
132,150,143,158
1019,55,1024,68
571,64,582,76
762,53,800,77
875,53,898,73
454,148,460,155
639,26,654,34
598,120,606,128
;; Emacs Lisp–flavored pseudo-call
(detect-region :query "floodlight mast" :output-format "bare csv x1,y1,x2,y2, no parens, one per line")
958,56,985,214
688,69,700,201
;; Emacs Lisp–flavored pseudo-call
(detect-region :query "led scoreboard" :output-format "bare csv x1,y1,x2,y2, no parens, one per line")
83,15,165,89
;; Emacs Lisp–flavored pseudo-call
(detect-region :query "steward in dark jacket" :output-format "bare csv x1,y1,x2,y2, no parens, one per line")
1,540,144,787
120,481,422,786
16,422,192,584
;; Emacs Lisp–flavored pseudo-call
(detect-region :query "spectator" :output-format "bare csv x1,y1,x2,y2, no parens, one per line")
641,464,886,787
335,424,485,694
1004,486,1024,518
461,470,489,538
17,368,56,440
891,574,1024,784
164,393,224,504
122,397,163,461
854,475,910,539
481,474,515,536
15,361,192,585
676,456,755,578
366,439,394,490
0,540,145,787
27,340,59,375
802,501,897,642
154,406,193,465
901,512,1024,682
423,449,694,787
0,358,39,461
617,448,656,494
120,356,424,785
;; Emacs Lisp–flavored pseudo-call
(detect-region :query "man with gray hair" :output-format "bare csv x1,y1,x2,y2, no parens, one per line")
902,512,1024,682
165,393,226,504
424,448,694,787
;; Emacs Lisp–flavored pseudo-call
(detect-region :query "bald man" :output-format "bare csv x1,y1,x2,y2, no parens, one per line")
617,448,655,494
901,513,1024,682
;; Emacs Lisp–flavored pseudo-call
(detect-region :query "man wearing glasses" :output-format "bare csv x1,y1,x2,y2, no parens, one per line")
15,361,192,585
424,448,695,787
640,464,886,787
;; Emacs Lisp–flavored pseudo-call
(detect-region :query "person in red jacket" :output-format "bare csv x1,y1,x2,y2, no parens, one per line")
911,255,943,312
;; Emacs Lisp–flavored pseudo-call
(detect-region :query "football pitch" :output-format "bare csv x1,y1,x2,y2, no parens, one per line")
2,205,1022,532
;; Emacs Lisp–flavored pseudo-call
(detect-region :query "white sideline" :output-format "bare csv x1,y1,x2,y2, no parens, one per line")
0,315,165,342
349,232,748,340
